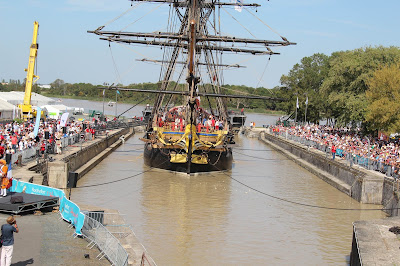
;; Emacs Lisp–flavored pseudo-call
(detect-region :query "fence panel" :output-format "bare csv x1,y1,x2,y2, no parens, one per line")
81,212,129,266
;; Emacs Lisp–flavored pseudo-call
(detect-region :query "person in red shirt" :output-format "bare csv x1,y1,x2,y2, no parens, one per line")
0,145,4,159
11,135,18,151
331,144,336,160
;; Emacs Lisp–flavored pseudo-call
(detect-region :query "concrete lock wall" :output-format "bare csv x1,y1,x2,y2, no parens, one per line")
67,128,129,172
48,128,130,189
260,131,384,205
382,178,400,216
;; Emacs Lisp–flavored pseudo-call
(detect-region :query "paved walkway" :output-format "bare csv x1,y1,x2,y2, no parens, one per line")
0,212,110,265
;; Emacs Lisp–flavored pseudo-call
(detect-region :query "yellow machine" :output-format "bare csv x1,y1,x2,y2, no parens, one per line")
19,21,41,120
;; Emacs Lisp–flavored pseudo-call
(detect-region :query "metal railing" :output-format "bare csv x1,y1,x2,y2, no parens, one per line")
10,147,38,164
271,129,400,179
81,212,129,266
82,211,156,266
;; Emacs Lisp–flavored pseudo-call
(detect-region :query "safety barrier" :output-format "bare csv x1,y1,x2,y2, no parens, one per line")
272,129,400,179
60,133,81,149
81,213,129,266
82,211,156,266
10,147,37,164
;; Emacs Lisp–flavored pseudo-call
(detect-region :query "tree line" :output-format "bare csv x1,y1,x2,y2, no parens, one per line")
279,46,400,134
1,45,399,133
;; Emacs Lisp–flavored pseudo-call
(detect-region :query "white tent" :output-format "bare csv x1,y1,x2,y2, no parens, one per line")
0,91,56,106
0,99,19,120
41,104,74,119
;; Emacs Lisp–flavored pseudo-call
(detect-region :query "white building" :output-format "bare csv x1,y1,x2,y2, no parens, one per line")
38,84,51,89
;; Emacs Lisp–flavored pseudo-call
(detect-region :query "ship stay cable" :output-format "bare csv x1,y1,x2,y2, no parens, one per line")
109,44,123,84
244,6,287,41
221,7,256,38
117,96,150,118
120,3,164,32
99,4,141,30
255,55,271,88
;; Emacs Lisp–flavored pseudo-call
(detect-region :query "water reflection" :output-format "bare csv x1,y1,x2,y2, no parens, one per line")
140,170,231,265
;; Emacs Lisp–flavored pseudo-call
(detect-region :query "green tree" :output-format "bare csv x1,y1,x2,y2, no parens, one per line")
365,62,400,133
51,79,66,95
321,46,400,126
279,53,330,122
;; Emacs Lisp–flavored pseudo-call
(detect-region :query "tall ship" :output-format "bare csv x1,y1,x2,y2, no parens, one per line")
89,0,295,173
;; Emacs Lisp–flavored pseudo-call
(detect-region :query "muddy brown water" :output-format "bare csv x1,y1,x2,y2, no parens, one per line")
69,110,385,265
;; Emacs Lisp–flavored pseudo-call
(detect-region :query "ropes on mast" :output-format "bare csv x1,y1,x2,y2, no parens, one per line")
99,4,141,30
244,7,289,42
221,8,256,38
255,55,271,88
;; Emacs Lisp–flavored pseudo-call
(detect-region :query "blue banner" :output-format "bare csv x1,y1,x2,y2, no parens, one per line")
10,180,85,235
33,107,41,137
60,199,85,234
11,180,65,198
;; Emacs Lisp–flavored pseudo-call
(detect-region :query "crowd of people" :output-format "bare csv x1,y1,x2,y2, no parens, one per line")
271,123,400,177
0,118,101,160
157,107,225,133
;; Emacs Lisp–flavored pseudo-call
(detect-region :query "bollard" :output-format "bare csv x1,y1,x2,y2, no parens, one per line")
18,154,22,166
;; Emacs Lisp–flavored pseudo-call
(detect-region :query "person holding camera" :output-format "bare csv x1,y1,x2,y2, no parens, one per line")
1,216,19,266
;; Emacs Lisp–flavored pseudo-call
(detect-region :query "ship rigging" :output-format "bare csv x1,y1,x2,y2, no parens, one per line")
89,0,295,173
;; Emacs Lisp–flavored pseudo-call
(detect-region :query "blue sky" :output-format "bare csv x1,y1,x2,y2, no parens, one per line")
1,0,399,88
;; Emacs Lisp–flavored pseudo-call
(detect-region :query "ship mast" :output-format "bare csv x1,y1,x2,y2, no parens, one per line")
186,0,199,173
89,0,296,173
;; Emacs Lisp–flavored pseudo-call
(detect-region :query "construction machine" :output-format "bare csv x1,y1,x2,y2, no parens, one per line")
19,21,41,120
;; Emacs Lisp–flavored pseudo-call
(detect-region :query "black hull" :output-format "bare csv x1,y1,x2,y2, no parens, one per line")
143,143,232,173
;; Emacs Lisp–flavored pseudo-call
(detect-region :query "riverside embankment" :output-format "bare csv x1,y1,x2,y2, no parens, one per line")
244,127,400,216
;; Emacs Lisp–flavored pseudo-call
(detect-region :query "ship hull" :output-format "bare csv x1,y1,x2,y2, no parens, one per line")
143,143,232,173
